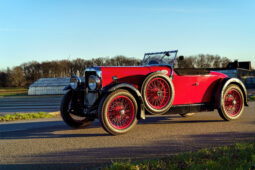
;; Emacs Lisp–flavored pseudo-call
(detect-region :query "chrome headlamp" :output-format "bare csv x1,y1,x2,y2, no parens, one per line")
88,75,100,90
70,75,81,89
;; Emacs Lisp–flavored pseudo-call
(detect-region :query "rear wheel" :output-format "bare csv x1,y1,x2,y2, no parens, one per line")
218,84,244,121
142,73,174,114
99,89,138,135
61,90,94,128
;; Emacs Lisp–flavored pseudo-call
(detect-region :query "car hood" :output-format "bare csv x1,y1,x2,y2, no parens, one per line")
99,66,172,88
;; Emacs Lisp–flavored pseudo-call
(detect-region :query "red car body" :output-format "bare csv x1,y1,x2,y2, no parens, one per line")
100,66,227,105
61,51,248,135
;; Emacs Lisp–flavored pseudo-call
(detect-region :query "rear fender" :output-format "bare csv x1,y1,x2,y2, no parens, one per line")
215,78,248,108
103,83,145,119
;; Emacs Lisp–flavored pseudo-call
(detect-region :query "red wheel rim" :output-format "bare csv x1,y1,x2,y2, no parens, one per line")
107,95,135,130
145,77,171,109
224,88,242,116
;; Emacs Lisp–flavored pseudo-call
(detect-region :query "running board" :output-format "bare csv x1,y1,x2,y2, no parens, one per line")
165,103,215,114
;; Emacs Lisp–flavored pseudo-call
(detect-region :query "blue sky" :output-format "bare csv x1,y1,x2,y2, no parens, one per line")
1,0,255,69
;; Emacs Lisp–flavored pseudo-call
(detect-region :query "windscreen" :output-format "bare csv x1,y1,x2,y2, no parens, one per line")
142,51,177,66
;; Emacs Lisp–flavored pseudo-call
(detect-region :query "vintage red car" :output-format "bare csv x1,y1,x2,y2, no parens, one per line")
61,50,248,135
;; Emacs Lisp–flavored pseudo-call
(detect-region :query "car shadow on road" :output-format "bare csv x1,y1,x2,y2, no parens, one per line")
139,115,224,125
0,115,224,140
0,120,109,140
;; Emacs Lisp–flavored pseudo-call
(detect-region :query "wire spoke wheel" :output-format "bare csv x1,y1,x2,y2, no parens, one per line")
218,84,244,121
146,77,171,109
107,96,135,130
142,73,174,115
61,90,94,128
99,89,138,135
224,89,242,117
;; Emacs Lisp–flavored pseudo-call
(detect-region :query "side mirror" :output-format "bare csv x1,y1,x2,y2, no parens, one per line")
178,56,184,61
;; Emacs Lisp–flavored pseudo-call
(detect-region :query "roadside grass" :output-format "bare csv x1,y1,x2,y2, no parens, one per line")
0,88,28,97
104,141,255,170
248,95,255,101
0,112,58,122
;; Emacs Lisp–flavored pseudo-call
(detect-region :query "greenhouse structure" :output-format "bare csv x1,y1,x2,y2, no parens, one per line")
28,78,71,95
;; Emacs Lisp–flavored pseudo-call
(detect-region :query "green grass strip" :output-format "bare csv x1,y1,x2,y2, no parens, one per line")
0,88,28,97
104,141,255,170
0,112,57,122
248,95,255,101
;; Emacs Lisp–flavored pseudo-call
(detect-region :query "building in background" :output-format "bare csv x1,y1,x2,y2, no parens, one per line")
28,78,70,95
211,61,255,88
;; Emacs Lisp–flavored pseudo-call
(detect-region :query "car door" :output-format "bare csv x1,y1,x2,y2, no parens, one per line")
172,73,219,105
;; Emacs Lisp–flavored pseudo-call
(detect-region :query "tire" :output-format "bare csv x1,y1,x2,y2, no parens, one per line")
98,89,138,135
218,84,244,121
180,113,195,117
141,72,174,115
61,90,94,128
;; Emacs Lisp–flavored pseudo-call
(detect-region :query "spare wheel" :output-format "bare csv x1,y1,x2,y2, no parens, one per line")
141,72,174,115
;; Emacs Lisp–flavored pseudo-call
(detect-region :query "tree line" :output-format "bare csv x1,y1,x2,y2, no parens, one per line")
175,54,230,68
0,54,230,87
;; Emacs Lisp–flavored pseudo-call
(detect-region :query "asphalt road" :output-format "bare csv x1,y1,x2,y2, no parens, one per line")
1,88,254,115
0,102,255,169
0,95,63,115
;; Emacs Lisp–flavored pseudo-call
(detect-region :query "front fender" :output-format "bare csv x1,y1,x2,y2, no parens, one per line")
102,83,145,119
216,78,248,108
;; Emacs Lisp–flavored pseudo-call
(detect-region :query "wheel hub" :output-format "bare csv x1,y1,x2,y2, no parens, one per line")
120,109,125,116
233,100,236,105
157,91,162,96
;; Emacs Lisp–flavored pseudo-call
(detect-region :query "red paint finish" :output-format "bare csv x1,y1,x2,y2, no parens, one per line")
172,71,227,105
99,66,227,106
100,66,171,89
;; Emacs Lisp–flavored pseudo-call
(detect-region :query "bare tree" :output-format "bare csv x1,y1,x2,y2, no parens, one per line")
1,54,231,87
176,56,195,68
21,61,41,85
177,54,231,68
8,66,26,87
0,71,8,87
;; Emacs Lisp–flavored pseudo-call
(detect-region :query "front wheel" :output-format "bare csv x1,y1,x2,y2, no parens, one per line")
218,84,244,121
98,89,138,135
61,90,94,128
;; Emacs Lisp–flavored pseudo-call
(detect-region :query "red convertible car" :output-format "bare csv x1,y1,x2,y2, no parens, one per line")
61,50,248,135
